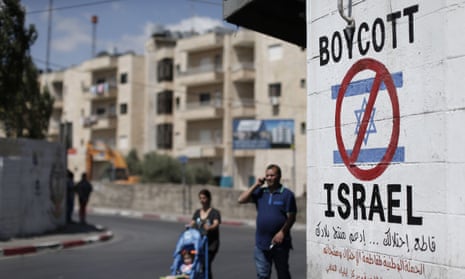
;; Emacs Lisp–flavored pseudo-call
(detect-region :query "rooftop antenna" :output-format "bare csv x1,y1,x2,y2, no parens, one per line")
91,15,98,57
190,1,195,33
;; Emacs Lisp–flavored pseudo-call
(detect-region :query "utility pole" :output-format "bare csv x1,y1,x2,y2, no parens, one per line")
45,0,53,73
91,15,98,57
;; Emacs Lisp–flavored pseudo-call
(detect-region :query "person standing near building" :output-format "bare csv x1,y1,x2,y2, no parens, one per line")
75,172,93,224
238,164,297,279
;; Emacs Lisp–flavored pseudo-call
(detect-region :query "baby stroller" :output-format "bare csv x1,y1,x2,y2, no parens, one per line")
161,227,209,279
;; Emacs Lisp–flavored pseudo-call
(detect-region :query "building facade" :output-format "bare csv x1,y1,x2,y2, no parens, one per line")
41,29,307,195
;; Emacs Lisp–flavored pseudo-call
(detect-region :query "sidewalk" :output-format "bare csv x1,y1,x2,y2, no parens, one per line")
0,221,113,258
0,207,306,258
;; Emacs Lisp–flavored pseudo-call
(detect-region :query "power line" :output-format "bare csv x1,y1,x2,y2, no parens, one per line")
27,0,124,14
34,55,305,110
186,0,222,6
26,0,220,14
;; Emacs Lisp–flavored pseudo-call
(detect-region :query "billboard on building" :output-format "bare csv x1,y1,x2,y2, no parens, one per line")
233,119,294,149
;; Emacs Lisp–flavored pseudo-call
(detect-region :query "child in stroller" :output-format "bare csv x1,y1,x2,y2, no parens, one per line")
160,227,209,279
161,250,194,279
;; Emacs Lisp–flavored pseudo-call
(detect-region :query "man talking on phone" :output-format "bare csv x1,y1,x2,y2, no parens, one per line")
238,164,297,279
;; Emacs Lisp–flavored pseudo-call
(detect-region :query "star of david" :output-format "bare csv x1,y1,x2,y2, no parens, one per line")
354,97,377,145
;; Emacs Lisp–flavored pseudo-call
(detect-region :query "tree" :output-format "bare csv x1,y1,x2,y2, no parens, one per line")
125,149,143,175
0,0,54,138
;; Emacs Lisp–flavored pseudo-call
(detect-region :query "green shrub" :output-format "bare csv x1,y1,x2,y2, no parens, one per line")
141,152,183,183
125,149,142,175
139,152,214,185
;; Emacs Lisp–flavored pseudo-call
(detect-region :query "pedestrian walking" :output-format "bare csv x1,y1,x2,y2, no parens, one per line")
75,172,93,224
189,189,221,279
238,164,297,279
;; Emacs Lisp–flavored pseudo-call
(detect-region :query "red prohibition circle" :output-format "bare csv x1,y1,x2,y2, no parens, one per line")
335,58,400,181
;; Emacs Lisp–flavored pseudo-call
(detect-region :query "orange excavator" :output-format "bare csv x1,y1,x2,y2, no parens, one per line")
85,142,140,184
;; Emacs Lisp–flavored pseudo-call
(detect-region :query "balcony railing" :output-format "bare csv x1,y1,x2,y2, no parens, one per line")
82,114,117,130
182,140,224,158
231,62,255,81
231,98,256,117
176,63,223,85
87,82,117,99
186,99,222,110
179,99,223,120
178,63,223,76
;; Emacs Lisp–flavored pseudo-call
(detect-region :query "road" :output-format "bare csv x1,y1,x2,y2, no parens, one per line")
0,214,306,279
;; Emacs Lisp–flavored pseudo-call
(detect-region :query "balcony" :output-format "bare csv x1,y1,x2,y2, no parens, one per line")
49,70,64,81
82,55,117,71
231,62,255,82
231,98,256,118
181,143,224,158
155,48,174,60
177,64,223,86
92,115,117,130
179,100,224,120
233,149,256,157
231,30,255,47
177,32,224,52
48,121,60,136
83,114,117,130
154,114,174,124
87,82,118,100
53,98,63,111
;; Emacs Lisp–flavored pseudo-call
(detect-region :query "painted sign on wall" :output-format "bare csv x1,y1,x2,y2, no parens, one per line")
307,1,465,278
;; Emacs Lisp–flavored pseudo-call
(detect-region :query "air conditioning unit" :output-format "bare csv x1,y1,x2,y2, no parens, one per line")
270,96,280,106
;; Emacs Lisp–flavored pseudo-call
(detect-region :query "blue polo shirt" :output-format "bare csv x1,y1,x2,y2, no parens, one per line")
252,185,297,250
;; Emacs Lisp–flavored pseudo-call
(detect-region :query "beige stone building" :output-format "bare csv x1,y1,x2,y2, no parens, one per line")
40,28,307,196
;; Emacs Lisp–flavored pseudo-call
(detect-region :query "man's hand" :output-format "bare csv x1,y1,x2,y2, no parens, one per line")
272,230,285,245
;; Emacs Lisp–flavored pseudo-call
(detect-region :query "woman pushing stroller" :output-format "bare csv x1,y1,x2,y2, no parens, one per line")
189,189,221,279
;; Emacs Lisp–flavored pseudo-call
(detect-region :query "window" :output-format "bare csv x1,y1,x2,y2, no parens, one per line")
96,107,106,115
199,93,211,106
268,44,282,61
157,58,173,82
157,124,173,149
59,122,73,149
269,83,281,98
157,90,173,114
175,97,180,110
120,103,128,115
269,83,281,115
96,78,106,84
119,135,128,149
120,73,128,84
214,54,222,70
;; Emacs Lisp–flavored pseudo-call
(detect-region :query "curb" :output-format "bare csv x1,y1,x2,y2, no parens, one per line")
89,207,306,231
0,230,113,258
89,207,257,228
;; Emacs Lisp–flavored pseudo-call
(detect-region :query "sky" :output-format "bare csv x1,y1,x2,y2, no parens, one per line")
22,0,236,71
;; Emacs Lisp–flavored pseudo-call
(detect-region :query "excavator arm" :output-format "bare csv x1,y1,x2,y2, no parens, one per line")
85,142,139,184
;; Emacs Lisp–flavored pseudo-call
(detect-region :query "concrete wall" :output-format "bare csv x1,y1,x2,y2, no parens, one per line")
88,182,306,224
307,1,465,278
0,138,66,239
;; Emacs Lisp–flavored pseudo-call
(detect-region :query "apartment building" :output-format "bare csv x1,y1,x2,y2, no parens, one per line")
145,28,307,195
41,52,145,179
40,28,307,196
